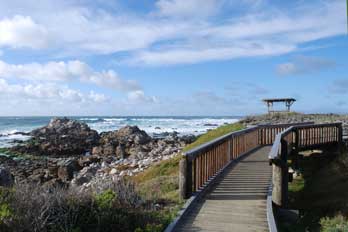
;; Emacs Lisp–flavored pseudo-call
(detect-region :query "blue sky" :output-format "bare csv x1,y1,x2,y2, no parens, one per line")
0,0,347,116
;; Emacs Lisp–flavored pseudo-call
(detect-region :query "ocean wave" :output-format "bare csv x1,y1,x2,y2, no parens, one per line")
103,118,127,122
79,118,101,121
0,129,21,136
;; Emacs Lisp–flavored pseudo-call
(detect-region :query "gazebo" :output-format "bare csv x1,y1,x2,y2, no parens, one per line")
263,98,296,114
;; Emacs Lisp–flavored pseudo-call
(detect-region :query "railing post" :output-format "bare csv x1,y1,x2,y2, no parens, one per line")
293,129,299,170
280,139,289,208
179,156,192,199
338,124,343,148
227,138,231,161
272,139,288,208
179,157,187,200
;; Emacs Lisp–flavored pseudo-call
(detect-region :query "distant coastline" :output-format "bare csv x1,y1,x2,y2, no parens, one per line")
0,116,241,148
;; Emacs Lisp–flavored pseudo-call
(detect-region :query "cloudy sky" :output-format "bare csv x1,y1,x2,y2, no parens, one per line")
0,0,347,116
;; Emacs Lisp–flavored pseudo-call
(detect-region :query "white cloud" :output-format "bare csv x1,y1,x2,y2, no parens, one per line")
156,0,221,18
0,15,48,49
0,60,141,92
88,91,108,103
0,0,345,65
127,90,157,103
127,43,295,65
276,56,336,76
0,78,108,103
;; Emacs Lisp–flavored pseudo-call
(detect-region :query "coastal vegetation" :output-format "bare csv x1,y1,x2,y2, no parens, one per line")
0,180,173,232
183,122,244,152
279,148,348,231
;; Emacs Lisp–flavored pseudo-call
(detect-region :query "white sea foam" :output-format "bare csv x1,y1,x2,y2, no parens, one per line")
0,117,240,148
87,117,239,135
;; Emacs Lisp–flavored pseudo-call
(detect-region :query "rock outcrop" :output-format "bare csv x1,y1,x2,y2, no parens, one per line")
0,166,14,187
0,118,196,189
92,126,151,158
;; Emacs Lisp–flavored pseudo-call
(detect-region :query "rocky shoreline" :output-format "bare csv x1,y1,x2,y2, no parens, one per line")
2,113,348,190
0,117,195,189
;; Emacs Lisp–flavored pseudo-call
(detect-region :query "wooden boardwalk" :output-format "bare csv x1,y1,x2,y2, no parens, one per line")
175,146,272,232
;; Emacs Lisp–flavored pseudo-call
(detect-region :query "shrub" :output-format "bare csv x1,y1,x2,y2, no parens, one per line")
320,215,348,232
0,178,172,232
95,189,116,209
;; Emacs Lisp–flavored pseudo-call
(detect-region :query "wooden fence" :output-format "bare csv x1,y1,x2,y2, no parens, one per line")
179,122,319,199
268,123,343,207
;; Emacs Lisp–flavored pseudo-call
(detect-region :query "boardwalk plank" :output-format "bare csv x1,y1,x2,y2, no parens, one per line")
174,146,272,232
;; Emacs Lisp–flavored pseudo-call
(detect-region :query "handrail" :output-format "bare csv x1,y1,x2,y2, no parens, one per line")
184,126,258,160
258,121,314,128
176,121,343,232
269,122,343,161
268,122,343,208
268,126,294,160
181,122,320,199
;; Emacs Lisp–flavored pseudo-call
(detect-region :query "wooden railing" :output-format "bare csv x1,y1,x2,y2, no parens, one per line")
179,127,259,198
179,122,316,199
268,123,343,207
258,122,314,145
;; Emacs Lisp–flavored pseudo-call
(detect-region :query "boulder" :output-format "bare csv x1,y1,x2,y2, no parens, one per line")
0,166,14,187
78,156,101,167
57,159,81,182
71,164,100,186
12,117,100,157
92,126,151,158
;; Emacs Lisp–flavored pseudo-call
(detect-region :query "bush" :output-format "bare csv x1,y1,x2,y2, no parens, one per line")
320,215,348,232
0,179,172,232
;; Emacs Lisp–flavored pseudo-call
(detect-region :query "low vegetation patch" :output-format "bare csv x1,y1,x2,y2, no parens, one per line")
133,155,181,204
0,180,174,232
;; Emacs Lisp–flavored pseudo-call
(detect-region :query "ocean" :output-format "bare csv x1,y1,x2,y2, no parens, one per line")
0,116,241,148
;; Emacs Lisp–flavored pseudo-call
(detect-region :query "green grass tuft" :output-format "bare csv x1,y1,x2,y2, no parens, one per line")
320,215,348,232
133,155,182,203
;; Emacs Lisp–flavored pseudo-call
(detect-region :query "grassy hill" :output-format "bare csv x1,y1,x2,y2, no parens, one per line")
183,122,244,152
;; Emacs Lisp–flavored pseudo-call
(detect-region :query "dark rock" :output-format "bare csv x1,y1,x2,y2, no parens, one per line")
78,156,101,167
203,123,218,127
0,166,14,187
92,126,151,158
13,131,30,136
42,178,65,189
116,144,126,159
180,134,196,144
11,117,100,157
57,159,81,182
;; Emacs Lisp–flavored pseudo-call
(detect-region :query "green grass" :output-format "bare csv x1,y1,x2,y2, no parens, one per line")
0,147,42,160
133,155,182,203
183,122,245,152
